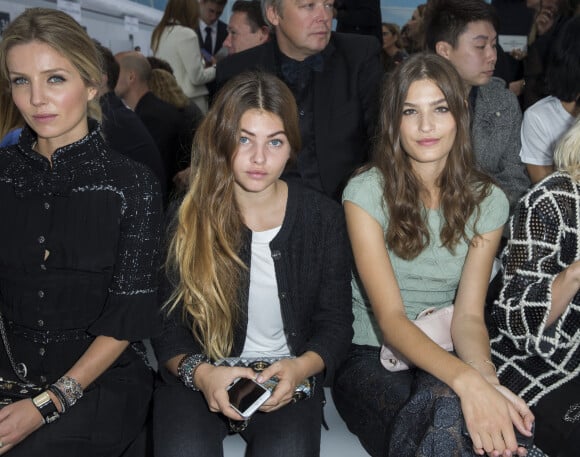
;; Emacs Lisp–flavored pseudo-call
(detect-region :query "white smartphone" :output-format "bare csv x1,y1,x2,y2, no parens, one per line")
227,377,271,419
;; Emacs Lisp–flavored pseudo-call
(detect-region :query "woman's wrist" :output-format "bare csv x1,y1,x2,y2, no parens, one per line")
294,351,324,381
177,353,210,391
52,375,83,409
466,359,498,384
31,391,60,424
450,363,488,397
46,387,66,413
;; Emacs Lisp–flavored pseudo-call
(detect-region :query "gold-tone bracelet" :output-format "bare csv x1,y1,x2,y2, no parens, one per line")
467,359,497,373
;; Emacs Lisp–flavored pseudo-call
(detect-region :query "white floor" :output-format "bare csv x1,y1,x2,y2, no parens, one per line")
223,387,369,457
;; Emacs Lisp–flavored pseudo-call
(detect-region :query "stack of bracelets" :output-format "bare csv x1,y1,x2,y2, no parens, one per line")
31,375,83,425
177,353,210,391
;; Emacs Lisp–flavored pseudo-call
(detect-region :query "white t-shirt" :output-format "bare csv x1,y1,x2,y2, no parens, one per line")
241,226,291,359
520,96,575,166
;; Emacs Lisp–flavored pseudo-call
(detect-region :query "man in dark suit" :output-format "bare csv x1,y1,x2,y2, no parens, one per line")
96,44,166,200
197,0,229,57
216,0,382,200
114,51,187,202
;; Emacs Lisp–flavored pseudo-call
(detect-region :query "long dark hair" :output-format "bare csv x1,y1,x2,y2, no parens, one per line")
371,52,494,259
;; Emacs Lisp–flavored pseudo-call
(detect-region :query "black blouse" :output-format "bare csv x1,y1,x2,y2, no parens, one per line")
0,120,163,384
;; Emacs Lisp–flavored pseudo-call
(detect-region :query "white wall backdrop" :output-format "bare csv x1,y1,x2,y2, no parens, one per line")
0,0,161,54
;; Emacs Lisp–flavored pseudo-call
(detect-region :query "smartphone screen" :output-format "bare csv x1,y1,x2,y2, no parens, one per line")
228,378,270,417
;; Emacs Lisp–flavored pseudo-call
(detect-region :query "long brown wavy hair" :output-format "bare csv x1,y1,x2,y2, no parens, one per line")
371,52,494,260
165,71,301,360
151,0,200,54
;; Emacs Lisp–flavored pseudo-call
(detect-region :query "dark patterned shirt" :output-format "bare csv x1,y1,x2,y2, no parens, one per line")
0,120,163,384
491,172,580,405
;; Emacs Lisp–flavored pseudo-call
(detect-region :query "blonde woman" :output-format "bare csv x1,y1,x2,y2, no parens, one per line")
151,0,216,113
152,71,352,457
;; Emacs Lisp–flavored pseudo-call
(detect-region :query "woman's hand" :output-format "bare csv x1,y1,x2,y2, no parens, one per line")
254,358,305,412
256,353,324,413
494,385,535,456
0,399,44,454
194,363,256,420
458,373,532,457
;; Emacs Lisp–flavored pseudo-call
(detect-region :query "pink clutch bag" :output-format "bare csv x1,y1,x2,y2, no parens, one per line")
380,305,454,372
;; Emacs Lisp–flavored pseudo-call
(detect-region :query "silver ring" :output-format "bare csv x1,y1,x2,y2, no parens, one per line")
0,440,4,448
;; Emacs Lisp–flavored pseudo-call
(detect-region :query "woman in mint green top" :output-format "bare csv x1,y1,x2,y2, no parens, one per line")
346,168,509,348
332,53,534,457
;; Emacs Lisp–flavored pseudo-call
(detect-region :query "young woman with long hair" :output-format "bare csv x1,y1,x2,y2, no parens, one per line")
152,70,353,457
331,53,534,457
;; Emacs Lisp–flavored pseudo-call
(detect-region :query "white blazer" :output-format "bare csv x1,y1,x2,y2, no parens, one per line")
154,25,215,102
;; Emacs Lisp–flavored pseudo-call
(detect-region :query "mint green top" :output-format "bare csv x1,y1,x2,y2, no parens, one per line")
343,167,509,347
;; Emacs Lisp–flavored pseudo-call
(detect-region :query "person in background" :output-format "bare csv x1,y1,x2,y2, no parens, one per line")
0,79,23,146
519,15,580,184
96,42,167,199
197,0,229,58
151,0,216,114
491,117,580,457
216,0,383,201
152,70,352,457
149,68,204,193
332,52,533,457
400,4,426,54
115,51,187,202
512,0,573,109
381,22,408,73
0,8,162,455
147,55,175,74
223,0,270,55
490,0,536,92
425,0,530,214
334,0,383,45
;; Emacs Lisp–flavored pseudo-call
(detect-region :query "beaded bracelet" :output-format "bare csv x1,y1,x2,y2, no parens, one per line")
177,353,209,391
53,375,83,408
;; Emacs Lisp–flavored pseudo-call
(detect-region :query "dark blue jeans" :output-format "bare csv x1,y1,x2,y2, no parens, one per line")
332,344,474,457
153,379,324,457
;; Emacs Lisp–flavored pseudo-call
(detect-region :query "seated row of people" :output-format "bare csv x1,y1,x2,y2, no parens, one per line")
0,4,578,457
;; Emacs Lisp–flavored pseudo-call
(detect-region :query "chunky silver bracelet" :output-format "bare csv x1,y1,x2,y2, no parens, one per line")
53,375,83,408
177,353,209,391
